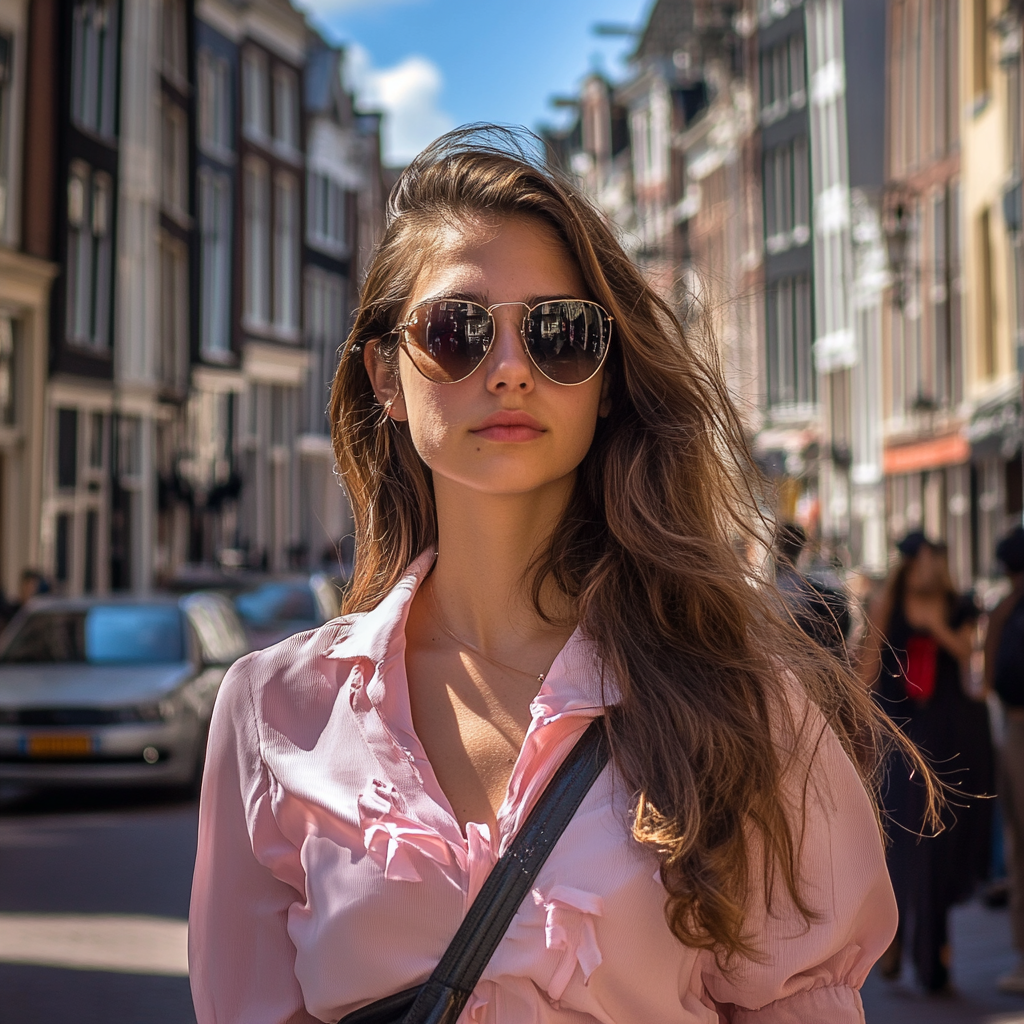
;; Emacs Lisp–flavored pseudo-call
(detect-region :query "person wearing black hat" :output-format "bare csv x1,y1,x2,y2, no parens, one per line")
986,526,1024,993
774,522,849,653
860,531,994,992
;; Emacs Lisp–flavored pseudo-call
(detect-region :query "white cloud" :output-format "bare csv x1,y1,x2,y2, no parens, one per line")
344,44,455,166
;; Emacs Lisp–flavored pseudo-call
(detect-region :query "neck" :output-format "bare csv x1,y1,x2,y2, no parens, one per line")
426,473,576,655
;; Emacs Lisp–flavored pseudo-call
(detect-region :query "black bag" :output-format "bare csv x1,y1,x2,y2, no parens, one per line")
995,595,1024,709
337,717,609,1024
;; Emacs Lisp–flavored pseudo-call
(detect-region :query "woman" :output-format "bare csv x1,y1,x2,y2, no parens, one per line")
190,129,906,1023
860,532,993,992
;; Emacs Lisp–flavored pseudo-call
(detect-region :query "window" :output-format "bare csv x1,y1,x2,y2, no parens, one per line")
0,312,14,427
305,269,347,434
84,510,98,593
0,33,11,240
766,275,814,407
932,0,948,157
160,0,187,84
88,411,105,468
243,158,271,325
198,168,232,355
242,48,270,140
973,0,989,100
269,385,288,447
66,160,114,350
55,514,70,583
273,173,300,332
306,172,347,254
979,206,996,376
57,408,78,489
158,232,189,389
273,67,299,151
117,415,142,480
198,49,232,156
759,34,806,122
763,137,810,253
70,1,118,139
161,101,188,219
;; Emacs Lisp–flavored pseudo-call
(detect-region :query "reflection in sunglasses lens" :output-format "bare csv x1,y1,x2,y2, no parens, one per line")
527,301,608,385
403,299,609,384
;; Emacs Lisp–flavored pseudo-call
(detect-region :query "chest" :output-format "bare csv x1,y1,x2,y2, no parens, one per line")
404,647,543,835
277,760,683,1023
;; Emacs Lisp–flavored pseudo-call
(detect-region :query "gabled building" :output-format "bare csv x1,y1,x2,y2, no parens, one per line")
186,0,309,574
299,37,383,571
881,0,970,583
958,0,1024,585
35,0,123,595
672,1,763,438
185,0,385,575
0,0,58,601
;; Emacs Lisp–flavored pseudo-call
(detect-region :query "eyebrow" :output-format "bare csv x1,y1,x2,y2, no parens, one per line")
412,292,584,308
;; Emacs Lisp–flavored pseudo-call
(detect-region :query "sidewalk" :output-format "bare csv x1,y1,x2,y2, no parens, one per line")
862,900,1024,1023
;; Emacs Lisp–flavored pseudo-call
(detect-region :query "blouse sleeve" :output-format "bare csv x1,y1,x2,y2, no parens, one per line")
700,698,897,1023
189,654,319,1024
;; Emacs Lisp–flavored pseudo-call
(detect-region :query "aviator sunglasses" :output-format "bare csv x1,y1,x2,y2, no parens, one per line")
394,298,613,386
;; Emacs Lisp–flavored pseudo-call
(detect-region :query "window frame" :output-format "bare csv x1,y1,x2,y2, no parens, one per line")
198,167,233,358
242,156,271,328
70,0,119,140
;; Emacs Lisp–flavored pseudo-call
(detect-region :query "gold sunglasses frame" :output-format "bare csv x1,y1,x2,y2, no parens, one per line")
394,298,614,386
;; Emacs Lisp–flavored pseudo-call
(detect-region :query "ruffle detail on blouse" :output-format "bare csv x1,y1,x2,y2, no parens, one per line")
462,981,495,1023
533,885,604,1001
463,821,498,905
358,780,451,882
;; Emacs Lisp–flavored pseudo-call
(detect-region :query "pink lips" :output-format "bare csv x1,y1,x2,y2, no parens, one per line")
470,410,546,443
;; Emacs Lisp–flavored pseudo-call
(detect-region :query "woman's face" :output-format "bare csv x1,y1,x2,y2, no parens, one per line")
905,544,944,592
365,216,609,498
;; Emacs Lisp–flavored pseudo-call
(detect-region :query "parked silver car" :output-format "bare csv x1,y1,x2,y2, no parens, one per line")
0,593,248,790
233,573,342,650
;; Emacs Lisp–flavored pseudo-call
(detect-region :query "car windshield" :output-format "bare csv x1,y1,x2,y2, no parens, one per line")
234,583,317,626
0,606,185,664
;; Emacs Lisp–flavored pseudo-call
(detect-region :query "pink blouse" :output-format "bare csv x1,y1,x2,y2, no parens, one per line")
189,552,897,1024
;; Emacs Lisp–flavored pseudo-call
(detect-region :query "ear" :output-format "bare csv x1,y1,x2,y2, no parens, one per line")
363,339,409,422
598,366,613,418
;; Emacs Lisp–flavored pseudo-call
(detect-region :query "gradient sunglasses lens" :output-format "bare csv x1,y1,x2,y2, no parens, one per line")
401,300,493,383
525,300,611,384
399,298,612,385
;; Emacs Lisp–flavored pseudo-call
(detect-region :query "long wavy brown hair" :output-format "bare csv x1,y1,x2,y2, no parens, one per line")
330,127,932,962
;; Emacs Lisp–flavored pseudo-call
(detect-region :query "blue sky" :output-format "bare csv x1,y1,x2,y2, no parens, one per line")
300,0,651,164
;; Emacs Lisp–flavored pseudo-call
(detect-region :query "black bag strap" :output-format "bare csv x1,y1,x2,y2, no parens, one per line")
340,717,608,1024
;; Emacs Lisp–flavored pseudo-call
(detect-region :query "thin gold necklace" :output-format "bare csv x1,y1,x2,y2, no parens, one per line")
426,581,548,684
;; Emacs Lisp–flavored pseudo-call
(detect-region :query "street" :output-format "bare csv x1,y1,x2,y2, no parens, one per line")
0,787,197,1024
0,784,1021,1024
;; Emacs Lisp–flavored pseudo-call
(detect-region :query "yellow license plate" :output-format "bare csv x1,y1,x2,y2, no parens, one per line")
25,734,94,758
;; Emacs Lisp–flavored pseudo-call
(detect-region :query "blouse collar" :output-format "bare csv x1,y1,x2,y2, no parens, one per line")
323,550,617,717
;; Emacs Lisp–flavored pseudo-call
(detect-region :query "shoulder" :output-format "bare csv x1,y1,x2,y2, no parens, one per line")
215,614,367,727
767,673,867,808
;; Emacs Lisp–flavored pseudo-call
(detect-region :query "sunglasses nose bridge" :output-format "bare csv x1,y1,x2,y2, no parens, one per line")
481,304,536,387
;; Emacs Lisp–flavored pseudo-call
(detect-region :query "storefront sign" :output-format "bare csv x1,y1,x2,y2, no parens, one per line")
883,434,970,475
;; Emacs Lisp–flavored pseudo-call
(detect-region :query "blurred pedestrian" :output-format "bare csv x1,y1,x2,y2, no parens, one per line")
861,531,994,992
0,569,48,628
987,525,1024,993
190,128,913,1024
774,522,849,653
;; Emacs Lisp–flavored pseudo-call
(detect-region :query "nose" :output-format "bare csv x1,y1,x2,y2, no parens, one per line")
484,306,534,393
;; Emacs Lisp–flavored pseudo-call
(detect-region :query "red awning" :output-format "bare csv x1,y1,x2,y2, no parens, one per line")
883,434,970,475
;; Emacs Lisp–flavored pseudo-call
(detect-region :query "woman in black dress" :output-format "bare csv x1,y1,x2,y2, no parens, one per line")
861,531,994,991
